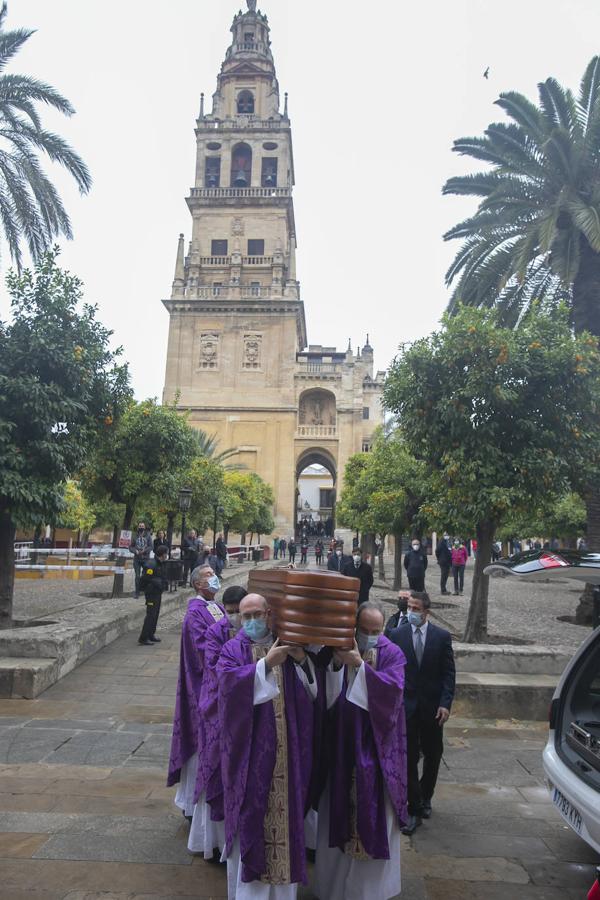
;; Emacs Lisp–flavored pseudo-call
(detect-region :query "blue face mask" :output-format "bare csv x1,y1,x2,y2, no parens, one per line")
243,617,269,641
408,611,424,628
207,574,220,592
357,630,379,654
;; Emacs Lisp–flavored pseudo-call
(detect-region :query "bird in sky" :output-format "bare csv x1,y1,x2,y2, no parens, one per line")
483,67,490,79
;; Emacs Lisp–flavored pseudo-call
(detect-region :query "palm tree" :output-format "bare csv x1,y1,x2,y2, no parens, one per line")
443,56,600,620
192,428,243,469
0,3,91,268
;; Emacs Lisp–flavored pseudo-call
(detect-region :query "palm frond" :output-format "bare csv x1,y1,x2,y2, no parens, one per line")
0,26,33,74
538,78,577,131
495,91,549,142
579,56,600,128
566,198,600,251
0,73,75,116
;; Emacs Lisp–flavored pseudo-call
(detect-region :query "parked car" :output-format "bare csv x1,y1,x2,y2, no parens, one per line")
89,544,133,559
485,549,600,868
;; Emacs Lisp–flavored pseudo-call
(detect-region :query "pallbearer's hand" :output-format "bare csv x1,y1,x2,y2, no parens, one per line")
286,644,307,663
335,640,362,669
265,638,289,671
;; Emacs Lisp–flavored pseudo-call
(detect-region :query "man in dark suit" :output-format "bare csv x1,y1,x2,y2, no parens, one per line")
388,590,455,835
342,547,374,604
327,543,350,572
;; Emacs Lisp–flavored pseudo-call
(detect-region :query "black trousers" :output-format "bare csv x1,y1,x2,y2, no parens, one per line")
183,554,198,584
408,573,425,591
452,564,465,592
139,595,162,641
439,564,450,593
300,549,307,563
406,711,444,814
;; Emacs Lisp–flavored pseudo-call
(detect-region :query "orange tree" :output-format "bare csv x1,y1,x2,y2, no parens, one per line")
383,305,600,641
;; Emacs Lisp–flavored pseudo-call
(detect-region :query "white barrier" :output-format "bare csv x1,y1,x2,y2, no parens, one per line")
15,565,126,574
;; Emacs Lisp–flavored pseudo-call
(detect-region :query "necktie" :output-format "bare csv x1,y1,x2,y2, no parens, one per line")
415,627,424,667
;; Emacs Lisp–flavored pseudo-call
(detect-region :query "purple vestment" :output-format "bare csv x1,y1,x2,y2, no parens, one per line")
217,631,314,885
167,595,225,787
328,635,408,858
194,615,232,818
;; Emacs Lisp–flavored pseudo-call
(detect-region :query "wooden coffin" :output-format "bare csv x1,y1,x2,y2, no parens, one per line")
247,567,359,648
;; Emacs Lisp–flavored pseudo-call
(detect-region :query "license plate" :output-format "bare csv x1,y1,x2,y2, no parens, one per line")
552,786,583,835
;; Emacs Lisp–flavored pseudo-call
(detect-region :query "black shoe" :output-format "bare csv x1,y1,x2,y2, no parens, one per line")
149,636,161,642
453,591,459,595
401,814,422,836
138,639,154,646
421,803,432,819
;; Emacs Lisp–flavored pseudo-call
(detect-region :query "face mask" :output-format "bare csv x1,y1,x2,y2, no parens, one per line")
357,630,379,654
336,550,342,557
138,527,144,533
443,534,449,541
207,574,220,592
412,543,420,551
353,556,361,566
243,617,269,641
408,611,424,627
227,612,241,631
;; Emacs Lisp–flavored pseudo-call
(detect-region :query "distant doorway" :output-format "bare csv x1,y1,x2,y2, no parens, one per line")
295,449,337,540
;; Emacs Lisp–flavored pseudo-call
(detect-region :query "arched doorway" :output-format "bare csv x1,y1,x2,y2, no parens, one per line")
295,448,337,540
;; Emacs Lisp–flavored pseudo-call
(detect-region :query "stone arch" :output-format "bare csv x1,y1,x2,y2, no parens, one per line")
295,447,337,538
231,142,252,187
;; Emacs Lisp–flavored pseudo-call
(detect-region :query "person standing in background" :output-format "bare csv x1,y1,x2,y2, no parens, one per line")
435,533,452,595
451,540,468,595
404,538,428,591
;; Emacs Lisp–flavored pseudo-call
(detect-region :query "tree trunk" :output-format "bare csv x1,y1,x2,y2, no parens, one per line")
362,532,377,566
393,532,403,591
463,520,495,643
166,513,175,553
111,504,134,598
576,486,600,623
0,510,16,628
378,534,386,581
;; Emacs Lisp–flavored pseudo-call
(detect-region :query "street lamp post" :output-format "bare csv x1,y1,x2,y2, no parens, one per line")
178,487,192,584
213,503,225,553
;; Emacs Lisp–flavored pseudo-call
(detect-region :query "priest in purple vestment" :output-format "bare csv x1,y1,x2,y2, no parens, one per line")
217,592,317,900
167,564,225,817
313,600,408,900
188,584,248,858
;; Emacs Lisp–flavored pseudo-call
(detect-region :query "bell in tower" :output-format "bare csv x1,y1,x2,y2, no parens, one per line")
231,142,252,187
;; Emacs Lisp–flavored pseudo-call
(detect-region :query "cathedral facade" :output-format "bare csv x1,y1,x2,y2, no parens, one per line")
162,2,385,538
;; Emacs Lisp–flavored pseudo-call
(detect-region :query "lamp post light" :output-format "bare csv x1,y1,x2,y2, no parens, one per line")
213,503,225,553
178,486,193,551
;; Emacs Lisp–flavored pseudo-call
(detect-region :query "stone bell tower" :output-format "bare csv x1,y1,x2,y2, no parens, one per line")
162,1,306,531
163,2,384,539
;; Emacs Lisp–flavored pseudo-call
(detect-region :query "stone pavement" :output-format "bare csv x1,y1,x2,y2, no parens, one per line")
0,598,598,900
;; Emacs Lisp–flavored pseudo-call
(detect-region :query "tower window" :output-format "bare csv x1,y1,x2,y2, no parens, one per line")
212,282,223,296
237,90,255,114
231,142,252,187
211,239,228,256
250,281,261,296
247,239,265,256
244,32,255,46
205,157,221,188
362,407,370,420
261,158,278,188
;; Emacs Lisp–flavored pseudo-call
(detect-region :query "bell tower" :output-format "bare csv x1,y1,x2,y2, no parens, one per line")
162,1,306,531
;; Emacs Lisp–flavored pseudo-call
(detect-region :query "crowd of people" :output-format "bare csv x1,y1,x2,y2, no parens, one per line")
159,559,455,899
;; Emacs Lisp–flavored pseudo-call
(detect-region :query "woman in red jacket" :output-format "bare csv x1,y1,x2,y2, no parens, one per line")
451,540,468,595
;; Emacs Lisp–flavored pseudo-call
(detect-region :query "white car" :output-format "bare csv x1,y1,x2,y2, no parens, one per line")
486,549,600,856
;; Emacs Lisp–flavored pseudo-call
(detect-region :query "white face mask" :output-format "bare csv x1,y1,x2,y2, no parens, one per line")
412,543,420,551
335,550,342,557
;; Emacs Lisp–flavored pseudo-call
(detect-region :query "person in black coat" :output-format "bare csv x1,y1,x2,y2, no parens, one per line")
138,545,169,645
384,590,410,636
435,533,452,595
388,589,455,834
327,544,350,572
403,538,428,591
342,547,374,604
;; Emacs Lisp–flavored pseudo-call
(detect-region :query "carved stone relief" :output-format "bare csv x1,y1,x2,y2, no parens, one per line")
199,332,219,369
232,217,244,236
243,332,262,369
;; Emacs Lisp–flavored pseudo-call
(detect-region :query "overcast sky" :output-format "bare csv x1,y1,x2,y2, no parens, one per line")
2,0,600,398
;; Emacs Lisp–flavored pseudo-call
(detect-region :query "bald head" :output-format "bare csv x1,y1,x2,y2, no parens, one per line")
239,593,268,619
357,602,385,635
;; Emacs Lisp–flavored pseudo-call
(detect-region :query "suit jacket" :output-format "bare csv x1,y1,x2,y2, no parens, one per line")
341,560,374,603
327,553,351,572
388,621,455,719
